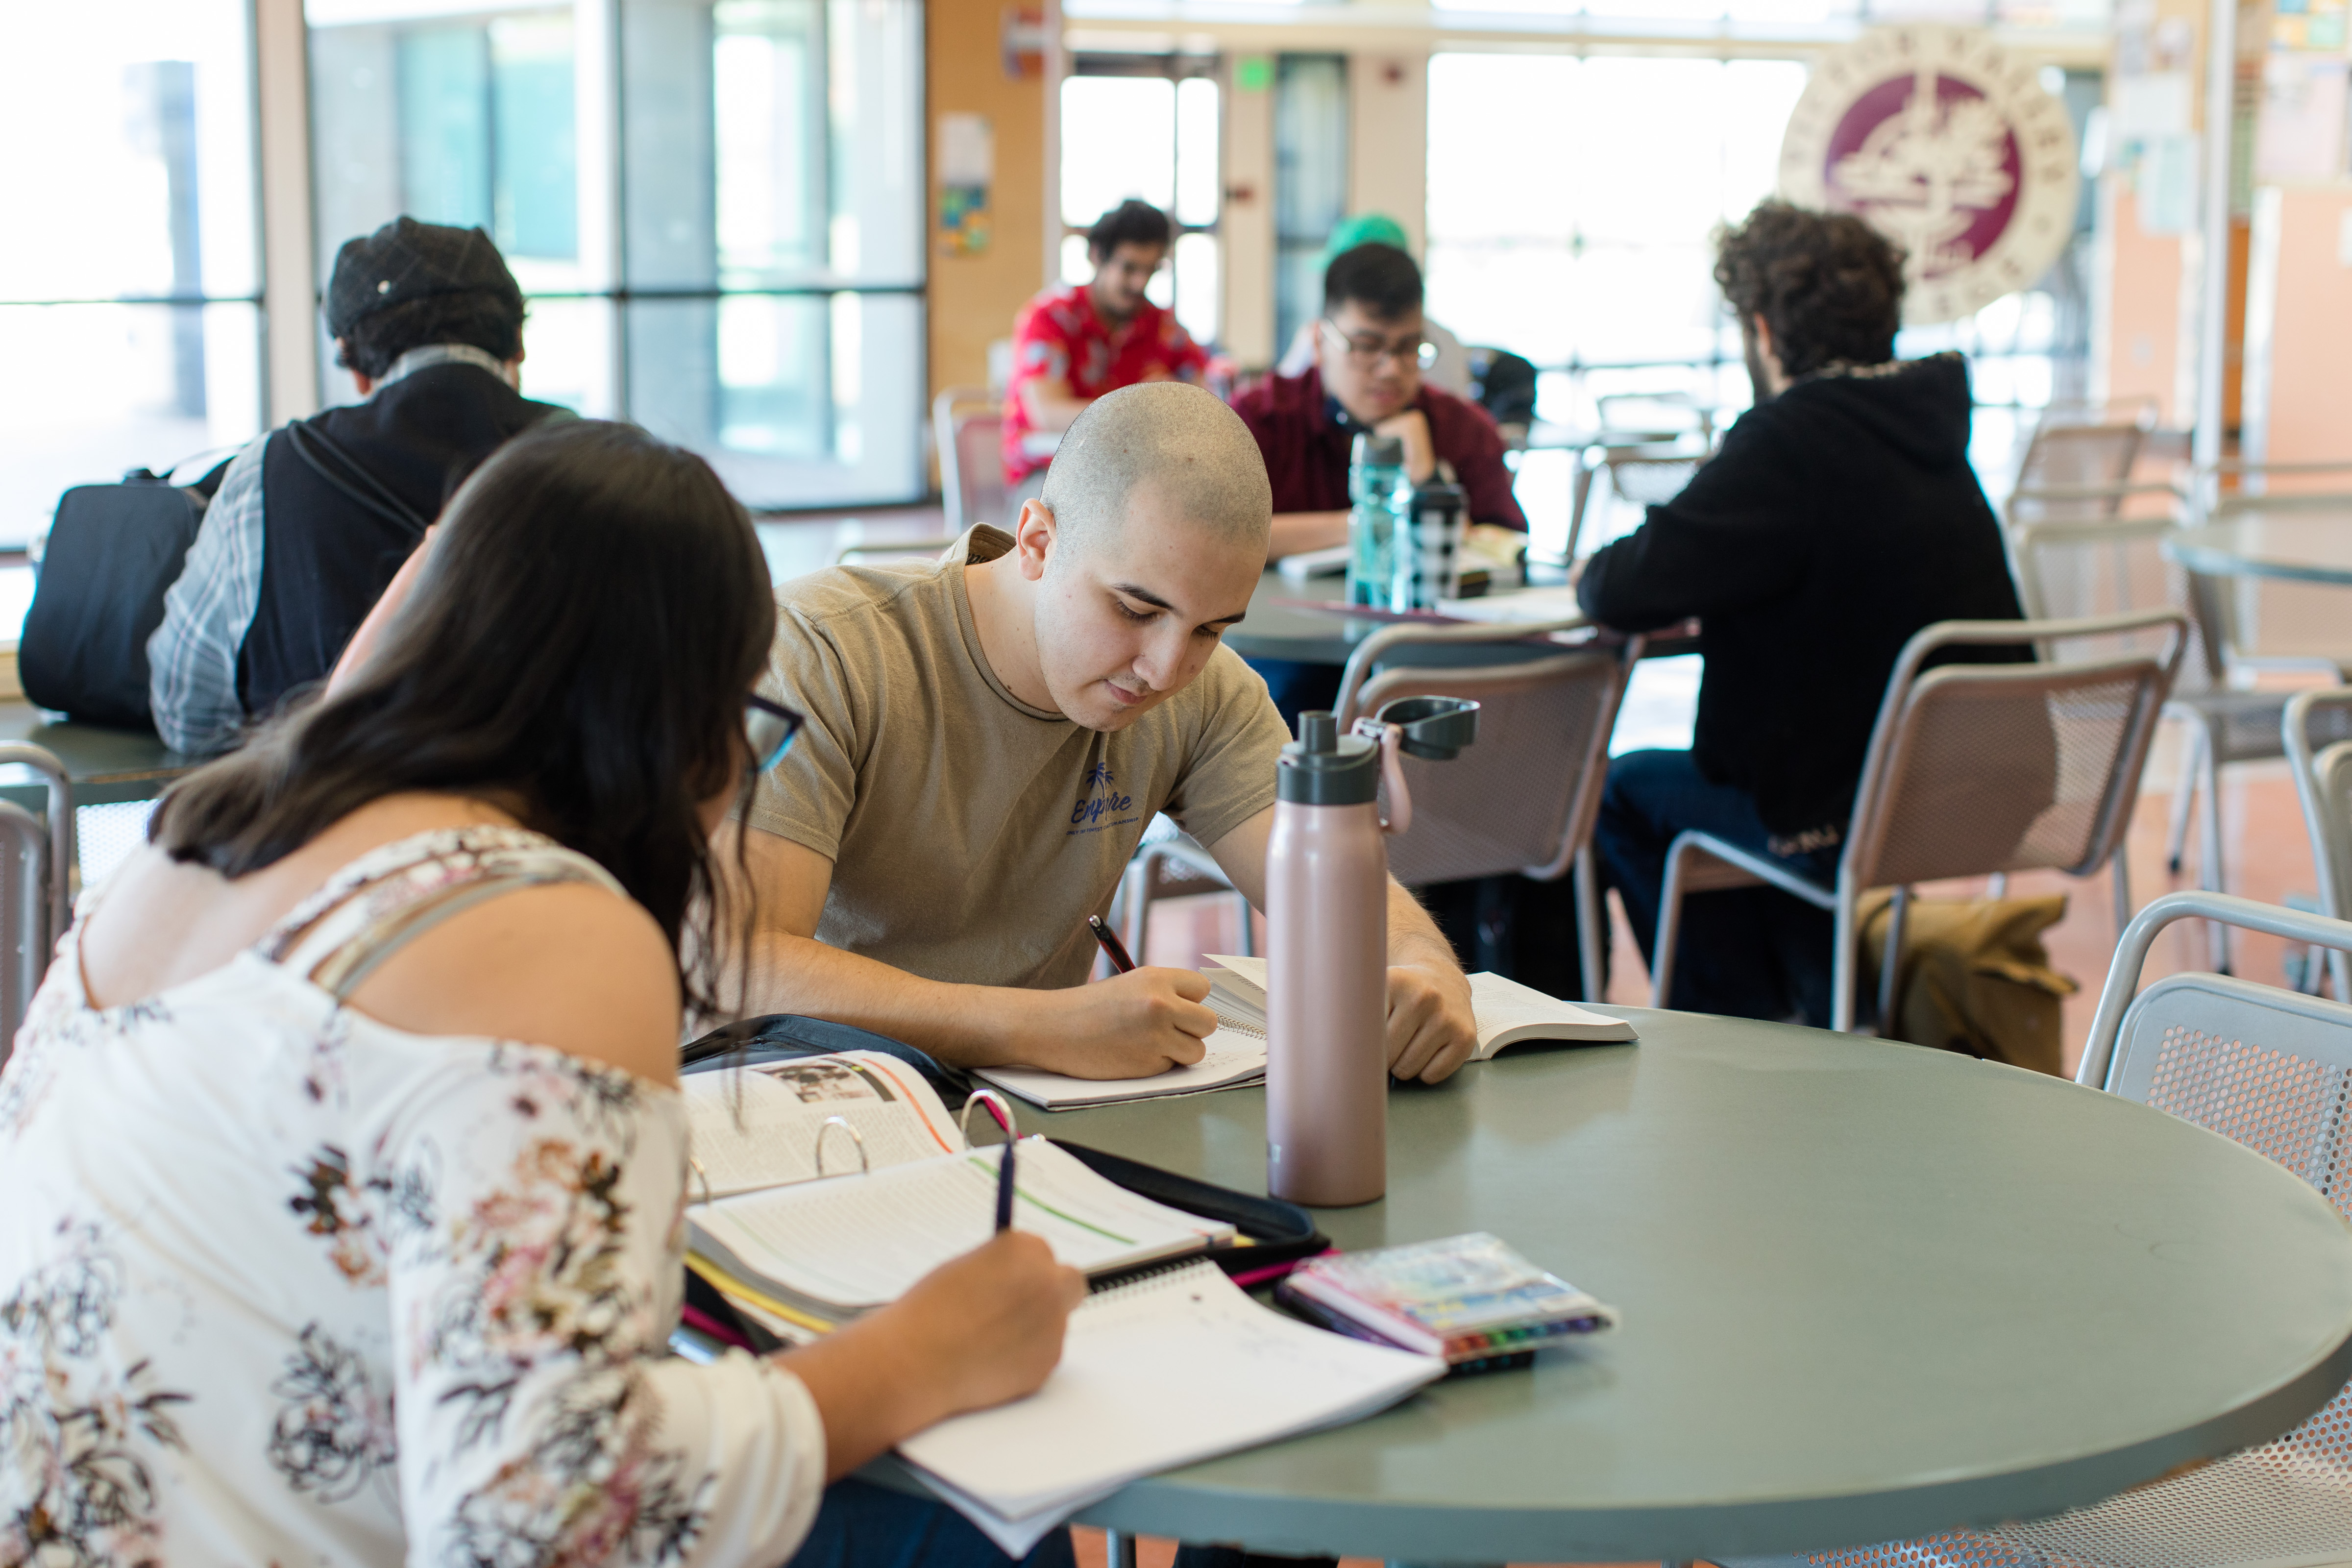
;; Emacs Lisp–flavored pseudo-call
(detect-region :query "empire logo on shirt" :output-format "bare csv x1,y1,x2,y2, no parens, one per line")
1070,762,1138,835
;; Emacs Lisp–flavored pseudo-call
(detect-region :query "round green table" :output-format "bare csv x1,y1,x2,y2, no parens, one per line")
2165,507,2352,587
1021,1008,2352,1565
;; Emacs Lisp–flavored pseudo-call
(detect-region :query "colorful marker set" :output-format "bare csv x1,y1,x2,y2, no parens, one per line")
1273,1232,1618,1372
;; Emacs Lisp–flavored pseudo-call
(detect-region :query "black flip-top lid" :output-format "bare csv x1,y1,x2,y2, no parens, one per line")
1275,699,1481,805
1277,710,1380,805
1378,694,1479,759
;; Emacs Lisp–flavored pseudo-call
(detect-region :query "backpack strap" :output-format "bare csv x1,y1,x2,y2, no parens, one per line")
282,420,432,535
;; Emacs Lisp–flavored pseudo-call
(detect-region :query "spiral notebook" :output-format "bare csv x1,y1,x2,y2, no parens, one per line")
897,1258,1446,1554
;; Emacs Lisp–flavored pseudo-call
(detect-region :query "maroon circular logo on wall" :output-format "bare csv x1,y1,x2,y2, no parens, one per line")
1781,27,2079,323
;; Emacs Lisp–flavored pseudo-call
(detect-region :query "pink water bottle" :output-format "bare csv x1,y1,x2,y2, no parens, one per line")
1266,700,1477,1206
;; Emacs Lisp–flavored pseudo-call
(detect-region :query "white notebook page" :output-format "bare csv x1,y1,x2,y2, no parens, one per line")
900,1261,1446,1527
689,1138,1229,1307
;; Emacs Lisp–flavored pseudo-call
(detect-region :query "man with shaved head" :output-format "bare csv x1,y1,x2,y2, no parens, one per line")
731,381,1479,1084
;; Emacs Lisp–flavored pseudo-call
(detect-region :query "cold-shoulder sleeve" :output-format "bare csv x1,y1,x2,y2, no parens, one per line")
376,1043,825,1568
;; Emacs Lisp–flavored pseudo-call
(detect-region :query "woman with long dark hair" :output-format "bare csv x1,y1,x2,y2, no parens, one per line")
0,420,1081,1566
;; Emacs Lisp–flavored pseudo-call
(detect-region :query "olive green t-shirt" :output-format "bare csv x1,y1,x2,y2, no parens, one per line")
748,526,1288,990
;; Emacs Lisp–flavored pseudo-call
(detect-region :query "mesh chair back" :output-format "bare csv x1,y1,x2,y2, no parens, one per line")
2009,515,2222,692
1607,453,1704,507
2013,408,2151,493
1337,627,1636,886
2284,694,2352,958
1844,618,2181,891
1593,391,1714,445
1566,449,1707,560
932,386,1005,533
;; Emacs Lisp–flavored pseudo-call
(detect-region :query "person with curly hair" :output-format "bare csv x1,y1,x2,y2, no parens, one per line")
1569,200,2028,1025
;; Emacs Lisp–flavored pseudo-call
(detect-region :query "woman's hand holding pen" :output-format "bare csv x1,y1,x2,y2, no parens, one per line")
780,1232,1085,1480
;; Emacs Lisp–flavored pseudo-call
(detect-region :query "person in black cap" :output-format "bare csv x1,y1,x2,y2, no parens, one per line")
147,216,570,755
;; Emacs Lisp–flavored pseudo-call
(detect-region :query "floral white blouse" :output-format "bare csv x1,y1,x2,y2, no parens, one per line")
0,827,825,1567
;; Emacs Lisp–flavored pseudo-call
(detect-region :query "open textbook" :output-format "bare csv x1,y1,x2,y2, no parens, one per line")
974,956,1636,1109
897,1259,1447,1556
681,1052,1232,1331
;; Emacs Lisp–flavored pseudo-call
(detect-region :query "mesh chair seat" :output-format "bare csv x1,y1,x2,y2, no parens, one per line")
1731,894,2352,1568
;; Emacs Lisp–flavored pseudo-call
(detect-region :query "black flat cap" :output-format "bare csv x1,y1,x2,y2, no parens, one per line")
324,217,523,338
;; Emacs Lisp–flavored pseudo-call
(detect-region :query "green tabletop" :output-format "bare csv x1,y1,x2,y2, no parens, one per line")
1024,1010,2352,1564
0,702,193,812
2165,508,2352,586
1224,570,1388,665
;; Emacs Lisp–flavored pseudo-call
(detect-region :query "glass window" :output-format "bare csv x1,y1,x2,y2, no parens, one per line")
1272,54,1347,359
1429,50,2092,556
1059,58,1223,349
0,0,262,547
306,0,926,508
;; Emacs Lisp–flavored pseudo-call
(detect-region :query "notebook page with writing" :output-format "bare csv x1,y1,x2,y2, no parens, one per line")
683,1051,964,1198
973,1034,1266,1109
688,1138,1231,1310
899,1261,1446,1549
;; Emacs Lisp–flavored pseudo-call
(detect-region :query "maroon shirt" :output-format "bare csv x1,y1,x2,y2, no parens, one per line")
1229,366,1527,530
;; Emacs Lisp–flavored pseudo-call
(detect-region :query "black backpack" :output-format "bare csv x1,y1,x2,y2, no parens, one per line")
1467,347,1540,431
21,456,234,729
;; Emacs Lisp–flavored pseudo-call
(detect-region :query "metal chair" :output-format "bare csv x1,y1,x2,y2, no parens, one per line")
1567,449,1709,562
1594,390,1716,447
1334,617,1645,1001
1717,890,2352,1568
2284,690,2352,1000
2003,487,2338,971
834,538,959,566
1109,814,1255,966
1651,611,2186,1033
932,385,1007,533
0,744,74,1068
2009,400,2156,495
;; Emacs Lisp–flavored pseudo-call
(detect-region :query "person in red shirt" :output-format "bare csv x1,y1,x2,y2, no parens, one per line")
1002,199,1209,498
1230,242,1525,565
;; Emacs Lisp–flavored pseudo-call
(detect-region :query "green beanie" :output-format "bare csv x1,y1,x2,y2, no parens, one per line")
1320,213,1412,270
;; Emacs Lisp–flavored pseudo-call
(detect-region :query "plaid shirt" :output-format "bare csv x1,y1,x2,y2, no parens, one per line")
145,345,511,755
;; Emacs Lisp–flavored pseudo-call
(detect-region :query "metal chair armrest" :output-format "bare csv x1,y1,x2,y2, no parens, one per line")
834,538,961,565
2078,891,2352,1090
1650,832,1837,1008
1333,615,1593,727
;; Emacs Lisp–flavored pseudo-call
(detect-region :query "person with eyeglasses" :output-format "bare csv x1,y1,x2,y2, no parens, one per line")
1229,241,1527,727
1271,213,1474,398
0,420,1091,1568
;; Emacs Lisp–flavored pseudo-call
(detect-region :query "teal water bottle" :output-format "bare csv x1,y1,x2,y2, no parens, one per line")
1345,433,1410,608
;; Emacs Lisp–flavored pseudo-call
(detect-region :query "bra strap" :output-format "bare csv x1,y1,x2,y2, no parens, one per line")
302,868,592,1002
262,826,625,1000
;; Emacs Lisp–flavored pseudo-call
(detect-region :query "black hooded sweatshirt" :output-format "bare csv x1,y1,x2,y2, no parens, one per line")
1577,352,2025,840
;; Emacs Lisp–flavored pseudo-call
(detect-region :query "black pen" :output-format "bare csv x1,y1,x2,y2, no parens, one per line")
1087,914,1138,973
995,1134,1017,1232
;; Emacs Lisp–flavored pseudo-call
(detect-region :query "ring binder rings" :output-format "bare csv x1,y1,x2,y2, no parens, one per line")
814,1115,869,1176
959,1089,1015,1146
